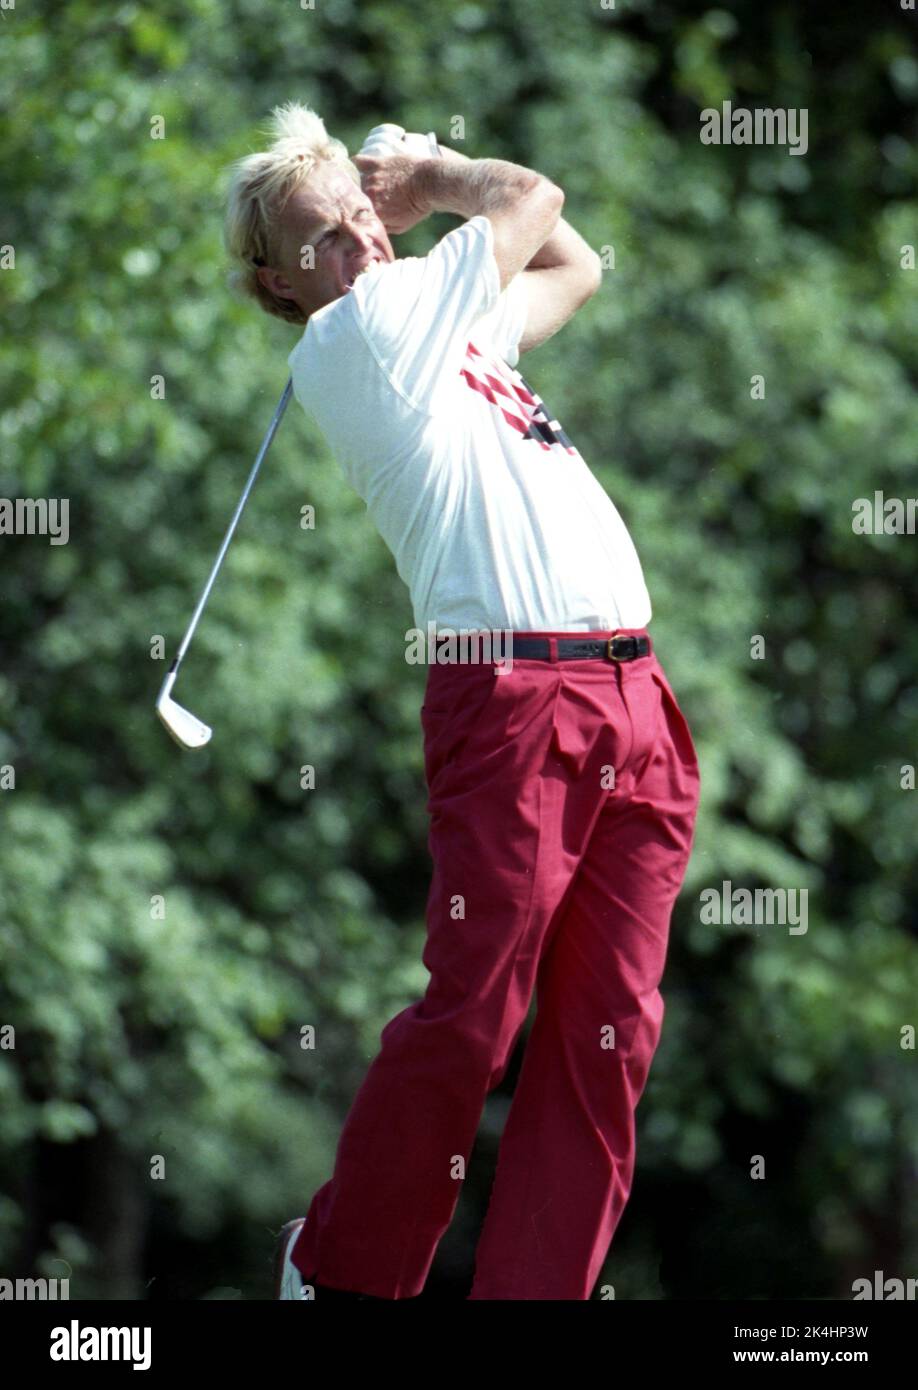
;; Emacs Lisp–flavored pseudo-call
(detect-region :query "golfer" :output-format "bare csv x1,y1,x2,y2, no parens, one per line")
224,103,700,1301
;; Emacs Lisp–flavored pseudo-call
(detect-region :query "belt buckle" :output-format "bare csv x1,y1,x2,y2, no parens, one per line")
607,636,633,661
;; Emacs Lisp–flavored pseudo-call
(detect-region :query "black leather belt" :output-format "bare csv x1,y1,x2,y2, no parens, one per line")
433,634,651,662
509,635,651,662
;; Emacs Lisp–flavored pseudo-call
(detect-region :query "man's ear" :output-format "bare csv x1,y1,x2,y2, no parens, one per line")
256,264,298,303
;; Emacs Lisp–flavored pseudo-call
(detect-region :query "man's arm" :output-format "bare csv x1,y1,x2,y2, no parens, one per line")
514,217,602,354
401,146,565,291
418,146,601,355
356,142,598,355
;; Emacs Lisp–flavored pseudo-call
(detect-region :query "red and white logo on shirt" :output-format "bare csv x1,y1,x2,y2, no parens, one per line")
460,341,576,454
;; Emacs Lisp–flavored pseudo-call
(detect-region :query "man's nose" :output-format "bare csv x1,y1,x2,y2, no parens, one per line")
343,220,374,249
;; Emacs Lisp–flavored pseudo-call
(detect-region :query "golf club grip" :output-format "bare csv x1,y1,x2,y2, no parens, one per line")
171,378,293,670
358,128,441,160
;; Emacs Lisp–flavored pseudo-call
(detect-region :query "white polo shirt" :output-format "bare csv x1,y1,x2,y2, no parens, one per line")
287,214,652,633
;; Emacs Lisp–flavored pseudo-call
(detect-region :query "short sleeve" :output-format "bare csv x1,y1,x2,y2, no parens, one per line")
469,272,530,368
350,214,504,410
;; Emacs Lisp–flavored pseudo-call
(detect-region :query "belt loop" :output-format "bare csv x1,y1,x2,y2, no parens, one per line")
548,637,558,663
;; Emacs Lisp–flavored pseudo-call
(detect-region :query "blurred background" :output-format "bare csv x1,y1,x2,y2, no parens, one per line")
1,0,917,1300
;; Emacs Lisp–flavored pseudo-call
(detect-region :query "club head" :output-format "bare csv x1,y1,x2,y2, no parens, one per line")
156,669,212,749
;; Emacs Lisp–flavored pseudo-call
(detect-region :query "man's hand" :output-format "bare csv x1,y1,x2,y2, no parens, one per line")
354,151,433,235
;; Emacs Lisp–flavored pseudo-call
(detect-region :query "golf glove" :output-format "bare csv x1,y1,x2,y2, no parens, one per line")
358,123,441,159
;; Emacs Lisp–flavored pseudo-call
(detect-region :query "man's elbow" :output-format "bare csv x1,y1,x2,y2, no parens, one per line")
538,176,565,212
566,251,602,308
580,249,603,299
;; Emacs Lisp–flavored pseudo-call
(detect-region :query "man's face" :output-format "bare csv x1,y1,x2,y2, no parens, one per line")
259,162,395,320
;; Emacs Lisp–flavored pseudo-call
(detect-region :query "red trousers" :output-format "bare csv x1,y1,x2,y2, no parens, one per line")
291,629,700,1299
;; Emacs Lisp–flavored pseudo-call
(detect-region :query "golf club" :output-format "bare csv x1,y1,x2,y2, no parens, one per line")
155,376,293,749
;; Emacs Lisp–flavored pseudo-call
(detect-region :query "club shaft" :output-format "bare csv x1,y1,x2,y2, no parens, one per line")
170,377,293,672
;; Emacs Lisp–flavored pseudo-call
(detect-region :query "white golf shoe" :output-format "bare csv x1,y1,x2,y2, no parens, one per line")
274,1217,310,1300
274,1220,398,1300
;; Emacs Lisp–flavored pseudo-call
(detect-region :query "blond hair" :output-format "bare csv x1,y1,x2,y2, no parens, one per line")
223,102,360,326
